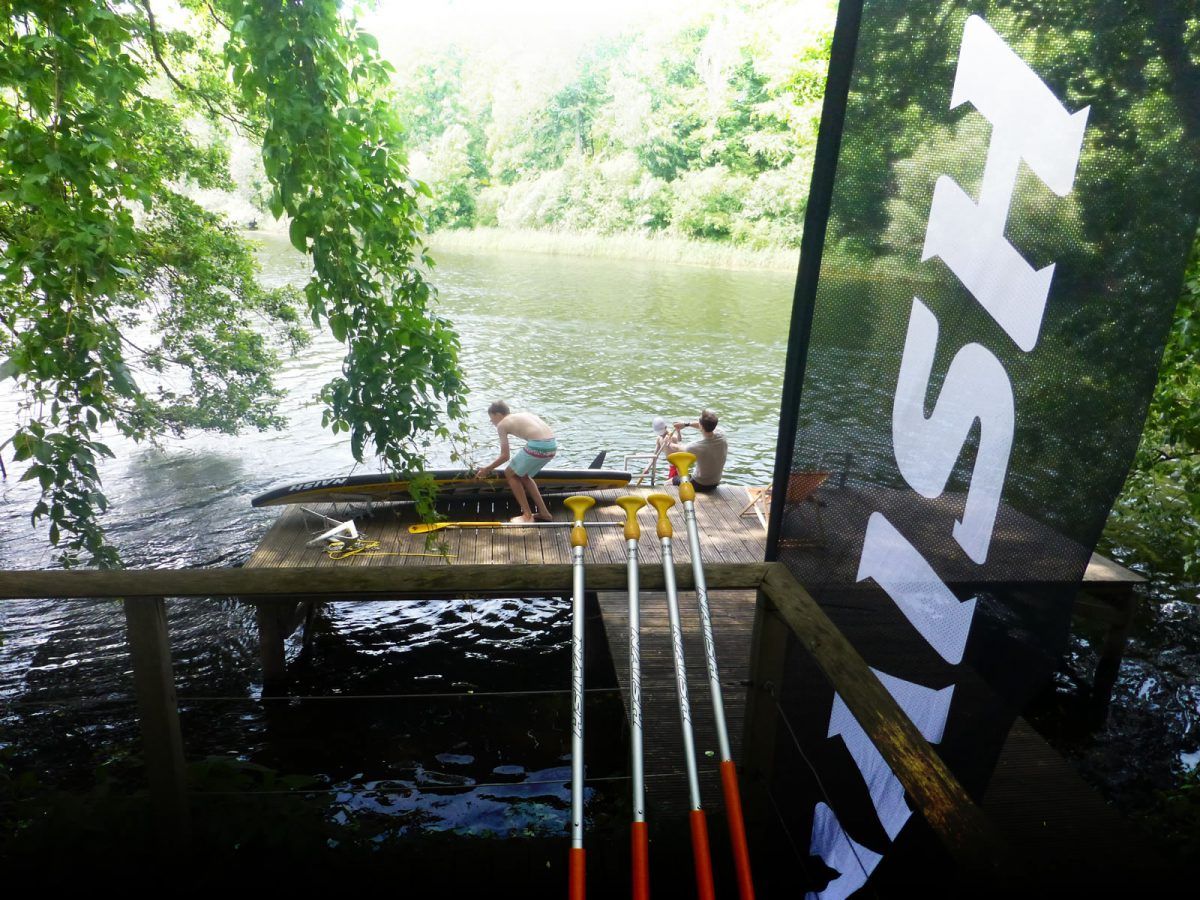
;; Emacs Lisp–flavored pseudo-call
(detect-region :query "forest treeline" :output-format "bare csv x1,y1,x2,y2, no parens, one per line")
390,1,835,249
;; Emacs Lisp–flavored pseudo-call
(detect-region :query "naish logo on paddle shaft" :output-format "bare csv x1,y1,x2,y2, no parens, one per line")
287,477,350,493
810,16,1089,896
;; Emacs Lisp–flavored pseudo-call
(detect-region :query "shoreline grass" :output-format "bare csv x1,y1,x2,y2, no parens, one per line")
426,227,800,272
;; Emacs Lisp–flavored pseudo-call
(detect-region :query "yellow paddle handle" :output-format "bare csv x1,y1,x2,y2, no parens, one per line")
564,495,595,547
668,451,697,502
408,521,502,534
647,493,675,539
615,495,647,541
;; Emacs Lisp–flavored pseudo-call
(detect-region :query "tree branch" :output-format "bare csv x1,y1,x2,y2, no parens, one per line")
205,2,230,32
138,0,260,137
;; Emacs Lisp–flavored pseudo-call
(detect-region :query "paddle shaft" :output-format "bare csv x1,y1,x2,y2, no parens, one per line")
626,536,650,900
660,534,716,900
563,496,595,900
680,501,732,761
571,542,586,852
409,520,623,534
627,537,646,825
681,495,755,900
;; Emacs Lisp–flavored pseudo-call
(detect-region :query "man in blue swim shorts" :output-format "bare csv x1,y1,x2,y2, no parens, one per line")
476,400,558,522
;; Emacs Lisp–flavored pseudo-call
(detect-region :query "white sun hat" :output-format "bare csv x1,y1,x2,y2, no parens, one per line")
652,416,668,436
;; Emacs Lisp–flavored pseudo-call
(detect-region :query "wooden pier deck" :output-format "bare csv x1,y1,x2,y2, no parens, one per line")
246,482,765,570
247,482,764,820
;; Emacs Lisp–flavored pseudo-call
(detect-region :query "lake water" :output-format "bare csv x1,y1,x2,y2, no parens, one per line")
1,234,1196,870
0,235,794,867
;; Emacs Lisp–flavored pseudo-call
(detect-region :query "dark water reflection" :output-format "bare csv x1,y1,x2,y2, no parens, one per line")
1029,569,1200,826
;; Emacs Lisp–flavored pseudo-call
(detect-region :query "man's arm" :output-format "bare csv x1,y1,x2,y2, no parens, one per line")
476,428,511,477
665,425,686,454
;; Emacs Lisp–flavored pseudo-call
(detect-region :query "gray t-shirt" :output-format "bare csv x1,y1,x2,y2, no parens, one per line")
686,428,728,485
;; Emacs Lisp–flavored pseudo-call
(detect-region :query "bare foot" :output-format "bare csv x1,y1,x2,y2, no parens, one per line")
534,512,554,522
510,514,534,523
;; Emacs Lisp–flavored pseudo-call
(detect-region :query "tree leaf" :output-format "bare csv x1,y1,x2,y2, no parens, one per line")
289,217,307,252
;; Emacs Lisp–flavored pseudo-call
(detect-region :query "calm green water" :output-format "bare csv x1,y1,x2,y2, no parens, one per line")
430,242,793,481
267,235,795,480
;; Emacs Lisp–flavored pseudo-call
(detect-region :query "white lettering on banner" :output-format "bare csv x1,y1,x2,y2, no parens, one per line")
808,14,1089,886
808,804,883,900
892,298,1015,564
828,671,955,841
807,674,955,900
857,512,976,664
922,15,1089,351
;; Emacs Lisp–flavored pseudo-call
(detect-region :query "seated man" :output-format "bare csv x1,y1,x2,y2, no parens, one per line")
667,408,728,492
475,400,558,522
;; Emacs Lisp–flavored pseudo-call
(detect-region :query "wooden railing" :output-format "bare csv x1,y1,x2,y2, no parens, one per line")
0,562,1005,876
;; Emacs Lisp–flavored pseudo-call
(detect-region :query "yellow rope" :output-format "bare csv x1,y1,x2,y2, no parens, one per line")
323,538,456,560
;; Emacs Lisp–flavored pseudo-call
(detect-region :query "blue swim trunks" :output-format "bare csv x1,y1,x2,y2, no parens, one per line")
508,438,557,477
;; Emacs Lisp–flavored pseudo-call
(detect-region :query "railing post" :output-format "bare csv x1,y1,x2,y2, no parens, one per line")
741,588,790,838
123,596,190,849
1073,586,1137,723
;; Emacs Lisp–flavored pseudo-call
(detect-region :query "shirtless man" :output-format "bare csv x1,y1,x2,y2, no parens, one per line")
475,401,557,522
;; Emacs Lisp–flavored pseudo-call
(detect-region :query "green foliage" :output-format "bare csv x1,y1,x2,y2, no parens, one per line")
1105,236,1200,575
0,0,466,564
395,49,488,229
222,0,467,481
391,0,836,248
671,165,749,240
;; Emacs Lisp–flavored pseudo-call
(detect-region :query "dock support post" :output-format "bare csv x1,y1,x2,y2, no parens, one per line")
255,602,290,689
1093,591,1135,707
123,596,190,850
300,600,318,658
1073,586,1138,721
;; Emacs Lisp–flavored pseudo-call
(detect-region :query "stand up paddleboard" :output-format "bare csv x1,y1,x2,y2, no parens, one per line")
251,453,630,508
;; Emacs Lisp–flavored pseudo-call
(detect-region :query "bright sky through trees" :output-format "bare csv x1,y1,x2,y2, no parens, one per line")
362,0,690,52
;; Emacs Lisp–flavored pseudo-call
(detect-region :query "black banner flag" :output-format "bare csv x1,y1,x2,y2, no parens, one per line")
766,2,1200,895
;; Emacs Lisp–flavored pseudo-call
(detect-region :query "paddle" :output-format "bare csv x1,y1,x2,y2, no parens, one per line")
564,496,595,900
648,492,716,900
634,428,675,487
669,452,755,900
615,495,651,900
408,520,623,534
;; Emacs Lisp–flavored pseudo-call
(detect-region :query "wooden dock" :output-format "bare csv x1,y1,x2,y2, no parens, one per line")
246,482,1147,812
0,476,1159,888
246,483,763,817
245,483,765,570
